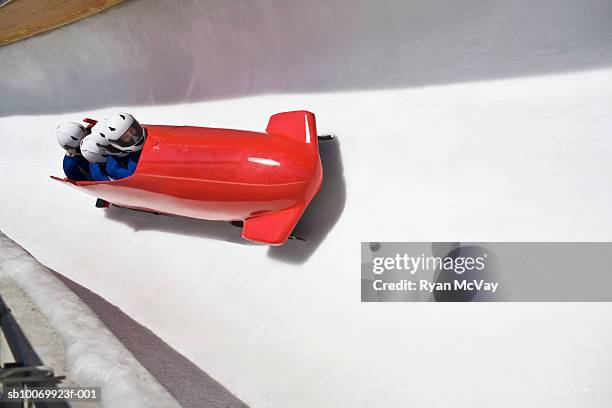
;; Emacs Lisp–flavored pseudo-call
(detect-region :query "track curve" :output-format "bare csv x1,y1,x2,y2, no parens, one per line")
1,1,612,407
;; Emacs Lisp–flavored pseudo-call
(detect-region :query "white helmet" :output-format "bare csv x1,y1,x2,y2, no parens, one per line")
89,119,108,138
56,122,87,154
80,136,109,163
92,113,146,153
89,119,130,157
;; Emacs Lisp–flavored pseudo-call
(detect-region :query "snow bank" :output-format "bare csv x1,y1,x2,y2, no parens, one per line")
0,232,179,408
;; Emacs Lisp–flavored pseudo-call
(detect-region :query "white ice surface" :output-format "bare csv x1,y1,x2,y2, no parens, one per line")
1,0,612,407
1,70,612,407
0,233,179,408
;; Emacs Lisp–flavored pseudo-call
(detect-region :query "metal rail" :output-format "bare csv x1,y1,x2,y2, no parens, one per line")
0,295,69,408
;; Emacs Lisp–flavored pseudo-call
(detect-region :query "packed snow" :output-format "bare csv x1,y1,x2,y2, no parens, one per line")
0,233,179,407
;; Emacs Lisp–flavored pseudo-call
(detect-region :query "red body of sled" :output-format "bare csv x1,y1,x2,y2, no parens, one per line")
51,111,323,245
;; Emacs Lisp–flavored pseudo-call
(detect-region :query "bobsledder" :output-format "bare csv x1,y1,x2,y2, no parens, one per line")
52,110,332,246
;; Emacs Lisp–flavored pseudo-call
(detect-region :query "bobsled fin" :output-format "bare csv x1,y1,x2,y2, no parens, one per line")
266,111,316,145
242,204,306,246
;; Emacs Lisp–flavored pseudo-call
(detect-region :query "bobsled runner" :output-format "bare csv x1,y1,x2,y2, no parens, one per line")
51,110,329,246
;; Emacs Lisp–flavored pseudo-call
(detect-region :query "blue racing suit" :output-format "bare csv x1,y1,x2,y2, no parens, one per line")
89,162,112,181
63,155,91,181
106,152,141,180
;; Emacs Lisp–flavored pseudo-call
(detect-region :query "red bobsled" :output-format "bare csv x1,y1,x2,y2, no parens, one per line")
51,110,324,245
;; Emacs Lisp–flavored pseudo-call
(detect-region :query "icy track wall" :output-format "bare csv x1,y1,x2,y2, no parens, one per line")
2,0,612,407
2,0,612,115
